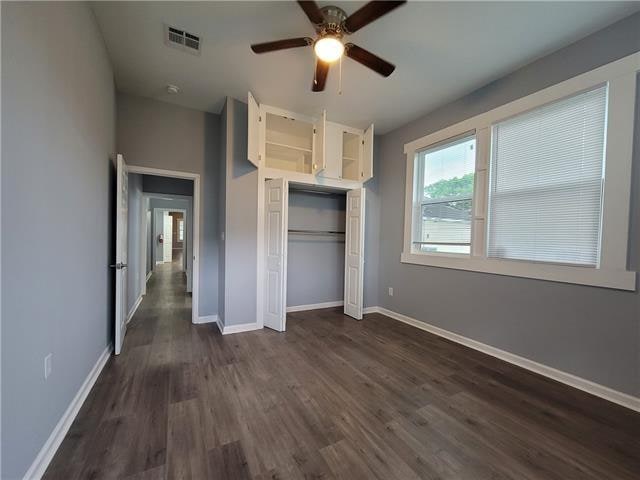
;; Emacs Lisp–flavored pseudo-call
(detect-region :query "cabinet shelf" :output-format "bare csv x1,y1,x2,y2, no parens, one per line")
266,141,312,154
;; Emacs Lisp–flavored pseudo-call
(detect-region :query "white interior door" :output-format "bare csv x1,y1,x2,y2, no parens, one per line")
344,188,365,319
264,178,288,331
163,212,173,262
114,154,128,355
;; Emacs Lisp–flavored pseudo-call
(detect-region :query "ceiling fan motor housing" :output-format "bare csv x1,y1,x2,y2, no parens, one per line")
318,6,348,36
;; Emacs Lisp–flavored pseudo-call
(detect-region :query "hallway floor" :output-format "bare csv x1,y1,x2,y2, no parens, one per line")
43,263,640,479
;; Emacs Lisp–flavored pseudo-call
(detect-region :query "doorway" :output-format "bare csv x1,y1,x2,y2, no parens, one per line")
127,166,201,324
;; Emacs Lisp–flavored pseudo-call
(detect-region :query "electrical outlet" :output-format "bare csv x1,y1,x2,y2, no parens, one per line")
388,287,394,296
44,353,52,380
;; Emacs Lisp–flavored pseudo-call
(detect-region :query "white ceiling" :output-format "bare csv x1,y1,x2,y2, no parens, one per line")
92,1,640,133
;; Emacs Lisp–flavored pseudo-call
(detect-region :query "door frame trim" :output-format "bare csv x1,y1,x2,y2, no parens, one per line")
127,165,201,324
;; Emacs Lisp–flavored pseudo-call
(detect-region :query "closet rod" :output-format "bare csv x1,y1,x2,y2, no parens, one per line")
288,229,345,236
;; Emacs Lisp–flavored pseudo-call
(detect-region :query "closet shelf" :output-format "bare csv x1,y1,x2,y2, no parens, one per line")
266,141,312,153
288,229,345,236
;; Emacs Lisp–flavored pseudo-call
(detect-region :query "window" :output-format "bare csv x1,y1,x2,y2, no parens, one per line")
178,219,184,241
401,53,637,290
413,135,476,254
487,86,607,266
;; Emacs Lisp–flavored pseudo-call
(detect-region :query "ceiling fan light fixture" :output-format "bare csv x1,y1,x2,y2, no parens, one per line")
314,36,344,63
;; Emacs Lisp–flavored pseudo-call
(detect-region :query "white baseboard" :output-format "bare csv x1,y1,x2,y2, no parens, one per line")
217,321,261,335
194,314,219,325
286,301,343,313
365,306,640,413
146,271,152,282
126,295,143,324
22,345,112,480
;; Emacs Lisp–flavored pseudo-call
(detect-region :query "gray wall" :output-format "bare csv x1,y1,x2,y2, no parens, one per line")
377,13,640,396
363,143,381,309
127,173,144,314
221,97,259,326
218,102,228,320
1,3,116,478
117,93,220,317
143,174,194,197
287,191,346,307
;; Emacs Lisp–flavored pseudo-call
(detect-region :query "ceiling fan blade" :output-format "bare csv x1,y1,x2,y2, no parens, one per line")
343,1,406,34
297,1,325,25
345,43,395,77
251,37,312,54
312,60,330,92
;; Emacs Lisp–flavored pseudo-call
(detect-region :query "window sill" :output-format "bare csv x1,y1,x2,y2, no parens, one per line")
400,252,636,291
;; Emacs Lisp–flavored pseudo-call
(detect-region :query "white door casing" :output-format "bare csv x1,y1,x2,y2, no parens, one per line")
344,188,366,319
163,211,173,262
114,154,128,355
264,178,288,331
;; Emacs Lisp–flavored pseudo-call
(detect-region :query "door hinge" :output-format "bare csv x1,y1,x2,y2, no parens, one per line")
362,140,365,145
259,115,262,122
313,128,316,134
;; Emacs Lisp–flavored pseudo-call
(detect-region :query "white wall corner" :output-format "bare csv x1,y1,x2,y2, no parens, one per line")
22,345,112,480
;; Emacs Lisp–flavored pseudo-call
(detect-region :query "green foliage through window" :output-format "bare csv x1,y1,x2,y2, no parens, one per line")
425,172,474,199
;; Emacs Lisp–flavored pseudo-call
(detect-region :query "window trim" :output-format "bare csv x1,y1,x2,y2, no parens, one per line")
402,52,639,291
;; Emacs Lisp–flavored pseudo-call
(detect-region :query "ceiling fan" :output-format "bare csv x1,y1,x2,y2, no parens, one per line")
250,1,406,92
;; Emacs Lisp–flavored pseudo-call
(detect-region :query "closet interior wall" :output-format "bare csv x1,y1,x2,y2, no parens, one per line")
286,188,346,309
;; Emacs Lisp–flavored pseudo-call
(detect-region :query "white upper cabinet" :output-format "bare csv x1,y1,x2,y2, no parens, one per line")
247,92,374,186
320,122,374,183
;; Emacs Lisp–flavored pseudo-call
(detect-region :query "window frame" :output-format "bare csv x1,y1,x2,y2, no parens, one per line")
401,52,638,291
412,133,476,255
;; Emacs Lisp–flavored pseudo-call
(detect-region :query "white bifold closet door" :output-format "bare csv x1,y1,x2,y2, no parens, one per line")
264,178,289,331
344,188,365,319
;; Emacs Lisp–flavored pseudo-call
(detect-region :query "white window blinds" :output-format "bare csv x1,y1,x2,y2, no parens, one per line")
487,85,607,266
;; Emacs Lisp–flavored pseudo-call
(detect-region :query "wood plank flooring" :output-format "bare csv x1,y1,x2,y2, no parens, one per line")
44,263,640,479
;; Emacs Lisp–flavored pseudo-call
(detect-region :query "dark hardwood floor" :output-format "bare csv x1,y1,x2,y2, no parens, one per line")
44,263,640,479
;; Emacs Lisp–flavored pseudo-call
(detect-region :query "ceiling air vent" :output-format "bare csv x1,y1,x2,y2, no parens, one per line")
165,25,201,55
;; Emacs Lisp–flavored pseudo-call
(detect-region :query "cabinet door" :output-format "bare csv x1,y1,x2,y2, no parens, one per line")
248,91,261,167
360,124,374,182
321,121,343,179
312,110,326,175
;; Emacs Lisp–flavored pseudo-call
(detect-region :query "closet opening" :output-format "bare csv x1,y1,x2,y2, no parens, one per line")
261,179,365,332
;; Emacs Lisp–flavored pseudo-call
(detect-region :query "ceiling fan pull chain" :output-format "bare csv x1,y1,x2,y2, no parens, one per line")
314,58,318,86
